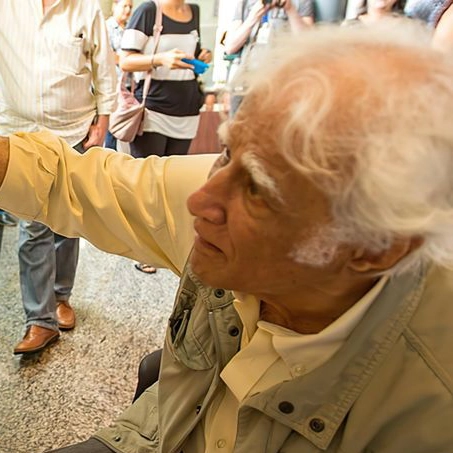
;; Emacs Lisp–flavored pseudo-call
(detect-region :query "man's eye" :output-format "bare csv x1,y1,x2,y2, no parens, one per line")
208,146,231,178
247,179,260,197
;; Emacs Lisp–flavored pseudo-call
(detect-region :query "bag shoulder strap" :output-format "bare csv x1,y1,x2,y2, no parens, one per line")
140,0,162,103
151,0,163,41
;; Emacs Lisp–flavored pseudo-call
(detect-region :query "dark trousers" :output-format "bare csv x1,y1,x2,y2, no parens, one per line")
130,132,191,158
46,438,114,453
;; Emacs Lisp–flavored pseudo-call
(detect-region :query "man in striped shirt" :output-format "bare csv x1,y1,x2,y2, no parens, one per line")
0,0,117,355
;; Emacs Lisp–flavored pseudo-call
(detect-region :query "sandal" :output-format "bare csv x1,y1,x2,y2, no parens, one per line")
134,263,157,274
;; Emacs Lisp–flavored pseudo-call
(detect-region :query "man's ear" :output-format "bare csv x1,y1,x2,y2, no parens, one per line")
347,236,424,274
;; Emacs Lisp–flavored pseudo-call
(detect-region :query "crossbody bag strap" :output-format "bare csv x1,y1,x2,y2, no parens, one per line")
141,0,163,104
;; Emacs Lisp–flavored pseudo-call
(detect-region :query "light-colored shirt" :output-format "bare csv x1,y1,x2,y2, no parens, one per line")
0,0,117,146
106,15,125,79
106,15,124,54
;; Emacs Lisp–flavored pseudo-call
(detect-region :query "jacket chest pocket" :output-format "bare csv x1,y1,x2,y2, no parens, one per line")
166,290,216,371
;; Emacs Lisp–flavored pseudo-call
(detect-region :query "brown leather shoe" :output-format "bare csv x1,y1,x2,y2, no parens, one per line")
13,325,60,355
56,300,76,330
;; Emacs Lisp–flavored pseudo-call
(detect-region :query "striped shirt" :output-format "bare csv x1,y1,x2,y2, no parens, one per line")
0,0,117,146
122,2,204,139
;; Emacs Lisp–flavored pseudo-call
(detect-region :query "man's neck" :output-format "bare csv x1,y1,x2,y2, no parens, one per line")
258,275,379,334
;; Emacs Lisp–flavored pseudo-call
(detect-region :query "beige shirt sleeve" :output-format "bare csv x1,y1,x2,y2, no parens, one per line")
0,130,217,275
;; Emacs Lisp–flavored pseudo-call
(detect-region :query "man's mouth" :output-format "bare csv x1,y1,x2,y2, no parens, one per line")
193,224,222,254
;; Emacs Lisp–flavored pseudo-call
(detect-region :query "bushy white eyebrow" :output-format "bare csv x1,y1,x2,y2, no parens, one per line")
241,152,283,202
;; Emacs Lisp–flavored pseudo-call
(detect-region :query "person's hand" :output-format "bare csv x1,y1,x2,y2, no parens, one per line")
83,115,108,149
278,0,294,13
158,48,194,69
198,48,212,63
246,0,272,26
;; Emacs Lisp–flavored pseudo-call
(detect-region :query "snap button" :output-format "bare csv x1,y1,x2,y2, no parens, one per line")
309,417,325,433
228,326,240,337
293,364,306,376
278,401,294,414
216,439,227,448
214,289,225,298
113,435,121,442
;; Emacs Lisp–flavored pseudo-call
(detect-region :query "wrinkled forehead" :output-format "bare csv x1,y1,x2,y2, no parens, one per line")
218,110,281,162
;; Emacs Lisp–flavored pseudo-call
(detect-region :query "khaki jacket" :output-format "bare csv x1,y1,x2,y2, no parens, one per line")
96,263,453,453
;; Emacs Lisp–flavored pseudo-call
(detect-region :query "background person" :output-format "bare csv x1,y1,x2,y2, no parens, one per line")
344,0,405,23
223,0,314,85
0,0,117,355
105,0,134,151
120,0,212,158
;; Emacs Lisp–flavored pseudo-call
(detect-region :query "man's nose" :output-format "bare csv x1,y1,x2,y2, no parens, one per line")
187,183,227,225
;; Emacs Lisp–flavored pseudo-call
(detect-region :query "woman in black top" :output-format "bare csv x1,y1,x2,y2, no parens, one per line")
120,0,211,158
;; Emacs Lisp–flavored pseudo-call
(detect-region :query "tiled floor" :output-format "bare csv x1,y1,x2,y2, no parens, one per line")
0,225,178,453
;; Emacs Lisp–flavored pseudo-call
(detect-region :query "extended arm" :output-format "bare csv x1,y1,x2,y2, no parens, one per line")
0,131,216,274
224,0,313,55
223,1,270,55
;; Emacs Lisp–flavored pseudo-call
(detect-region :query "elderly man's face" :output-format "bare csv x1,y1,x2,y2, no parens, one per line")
186,109,342,297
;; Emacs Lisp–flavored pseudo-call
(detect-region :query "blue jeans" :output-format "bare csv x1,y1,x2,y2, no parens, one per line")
104,130,117,151
18,140,84,331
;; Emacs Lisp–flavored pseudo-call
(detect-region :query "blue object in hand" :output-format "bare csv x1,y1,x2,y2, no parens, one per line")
182,58,210,75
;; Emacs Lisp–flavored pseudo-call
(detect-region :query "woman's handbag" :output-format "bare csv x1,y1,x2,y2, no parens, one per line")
109,0,163,142
109,73,152,142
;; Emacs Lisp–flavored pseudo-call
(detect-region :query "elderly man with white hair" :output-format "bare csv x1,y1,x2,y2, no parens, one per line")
0,23,453,453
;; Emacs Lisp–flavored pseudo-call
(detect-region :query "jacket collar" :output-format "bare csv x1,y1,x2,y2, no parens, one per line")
244,266,427,450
